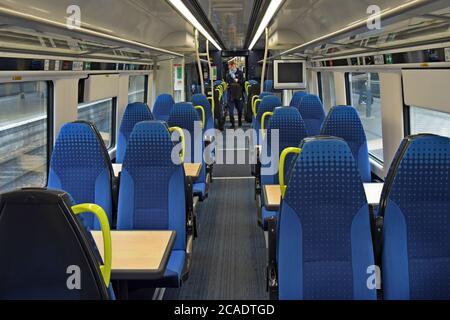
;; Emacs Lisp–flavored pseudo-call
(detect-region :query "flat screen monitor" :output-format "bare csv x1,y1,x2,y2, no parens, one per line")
274,60,306,90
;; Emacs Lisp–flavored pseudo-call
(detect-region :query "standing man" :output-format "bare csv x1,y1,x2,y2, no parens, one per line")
226,60,244,128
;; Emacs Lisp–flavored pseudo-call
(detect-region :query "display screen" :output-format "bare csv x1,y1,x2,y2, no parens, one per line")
277,62,304,83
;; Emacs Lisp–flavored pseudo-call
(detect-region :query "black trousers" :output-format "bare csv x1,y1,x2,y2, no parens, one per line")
228,98,243,128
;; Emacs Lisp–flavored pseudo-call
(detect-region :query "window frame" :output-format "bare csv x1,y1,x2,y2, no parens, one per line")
128,74,148,104
345,71,384,165
0,80,53,191
406,105,450,138
77,97,117,151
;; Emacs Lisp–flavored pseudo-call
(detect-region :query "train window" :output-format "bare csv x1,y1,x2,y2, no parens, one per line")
410,107,450,138
319,72,336,113
128,75,148,103
347,72,383,162
78,98,116,149
0,81,51,193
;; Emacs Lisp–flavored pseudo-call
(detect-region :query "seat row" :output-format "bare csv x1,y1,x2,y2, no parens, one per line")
267,133,450,300
0,93,218,299
255,100,371,229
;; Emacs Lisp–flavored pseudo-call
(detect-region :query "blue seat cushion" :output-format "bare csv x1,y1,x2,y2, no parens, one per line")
194,182,206,198
262,206,278,231
164,250,186,286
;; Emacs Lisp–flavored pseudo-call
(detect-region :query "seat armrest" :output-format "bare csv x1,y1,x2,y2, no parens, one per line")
267,216,279,300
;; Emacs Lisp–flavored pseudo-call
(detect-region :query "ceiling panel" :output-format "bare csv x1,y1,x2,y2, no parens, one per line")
0,0,193,49
270,0,417,47
197,0,255,50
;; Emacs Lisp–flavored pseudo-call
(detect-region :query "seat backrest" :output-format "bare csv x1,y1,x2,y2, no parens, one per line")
191,93,213,130
290,91,308,108
297,94,326,136
48,121,113,230
278,137,375,300
117,121,186,251
168,102,204,164
262,107,308,185
259,91,273,100
153,94,175,122
256,95,282,127
381,134,450,300
117,102,154,163
0,189,111,300
321,106,371,182
264,80,274,92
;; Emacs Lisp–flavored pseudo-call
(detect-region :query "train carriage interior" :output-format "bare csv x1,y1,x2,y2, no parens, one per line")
0,0,450,307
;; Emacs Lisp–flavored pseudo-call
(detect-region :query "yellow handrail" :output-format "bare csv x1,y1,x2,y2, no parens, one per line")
279,147,302,198
245,81,250,95
72,204,112,286
169,127,185,163
194,105,206,129
261,112,274,140
252,97,262,118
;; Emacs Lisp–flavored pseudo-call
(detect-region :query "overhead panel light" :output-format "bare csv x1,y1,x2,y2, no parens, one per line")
168,0,222,51
248,0,283,50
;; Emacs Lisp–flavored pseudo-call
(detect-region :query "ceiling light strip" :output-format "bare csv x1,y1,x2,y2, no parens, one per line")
248,0,284,50
168,0,222,51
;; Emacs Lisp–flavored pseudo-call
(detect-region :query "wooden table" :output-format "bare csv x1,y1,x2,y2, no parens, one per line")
184,163,202,180
91,230,176,281
263,185,282,211
263,183,385,212
112,163,202,180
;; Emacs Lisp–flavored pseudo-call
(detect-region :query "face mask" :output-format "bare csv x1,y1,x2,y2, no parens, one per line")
230,68,237,73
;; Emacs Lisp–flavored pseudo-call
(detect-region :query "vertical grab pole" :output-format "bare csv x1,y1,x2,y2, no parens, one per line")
206,40,215,121
195,29,205,95
260,27,269,93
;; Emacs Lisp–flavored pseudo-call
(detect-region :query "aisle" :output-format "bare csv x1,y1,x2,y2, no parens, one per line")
165,176,268,300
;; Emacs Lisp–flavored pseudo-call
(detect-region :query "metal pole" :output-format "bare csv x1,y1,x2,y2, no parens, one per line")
206,39,215,120
195,29,205,95
260,27,269,93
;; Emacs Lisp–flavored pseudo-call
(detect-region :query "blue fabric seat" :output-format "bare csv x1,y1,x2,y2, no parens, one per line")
297,94,326,136
191,94,214,132
290,92,308,108
191,94,215,164
321,106,371,182
253,95,282,145
264,80,274,92
153,94,175,122
48,121,114,231
260,107,308,229
168,103,207,199
117,121,186,288
278,137,376,300
116,102,153,164
381,134,450,300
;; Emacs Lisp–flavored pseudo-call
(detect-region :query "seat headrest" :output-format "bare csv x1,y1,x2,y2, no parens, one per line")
383,134,450,210
124,121,177,167
285,136,365,207
299,94,326,119
191,94,210,107
290,91,308,108
0,188,110,299
322,106,367,145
